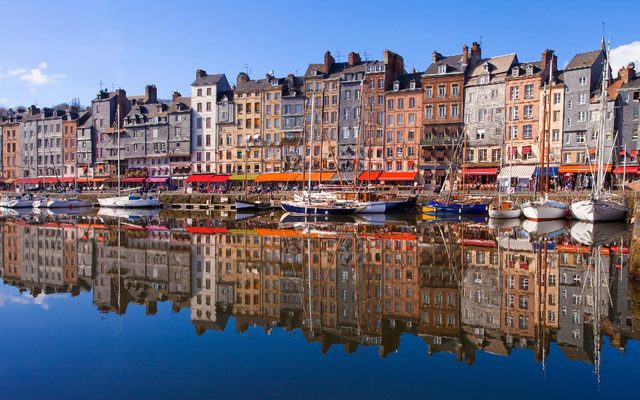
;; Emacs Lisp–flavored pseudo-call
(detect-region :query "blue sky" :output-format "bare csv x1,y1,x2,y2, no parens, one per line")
1,0,639,108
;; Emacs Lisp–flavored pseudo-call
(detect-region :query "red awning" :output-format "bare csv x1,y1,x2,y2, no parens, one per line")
509,147,517,155
15,177,62,184
522,146,532,154
358,171,382,181
122,177,146,183
619,149,627,156
186,226,229,234
185,174,230,183
461,168,498,176
59,177,75,183
378,171,417,181
632,150,638,157
613,165,638,174
147,177,169,183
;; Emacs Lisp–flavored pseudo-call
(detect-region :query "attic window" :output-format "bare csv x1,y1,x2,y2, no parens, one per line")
478,75,489,84
512,67,519,77
312,69,318,76
409,81,416,90
393,82,400,91
526,65,533,76
483,64,489,72
438,65,447,74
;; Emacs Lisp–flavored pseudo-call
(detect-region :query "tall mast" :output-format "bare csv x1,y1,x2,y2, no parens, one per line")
354,79,364,191
116,103,121,196
596,47,610,198
539,82,547,196
308,95,315,203
545,65,553,193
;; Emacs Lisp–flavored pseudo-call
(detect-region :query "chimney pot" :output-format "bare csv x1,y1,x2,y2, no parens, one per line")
196,69,207,79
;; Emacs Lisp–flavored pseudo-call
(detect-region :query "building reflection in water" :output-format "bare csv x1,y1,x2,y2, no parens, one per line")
1,214,639,371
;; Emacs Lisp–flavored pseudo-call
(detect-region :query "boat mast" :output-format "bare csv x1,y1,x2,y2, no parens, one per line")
595,47,610,199
539,82,547,197
545,66,553,194
354,79,364,191
461,128,467,195
117,104,121,197
308,95,315,204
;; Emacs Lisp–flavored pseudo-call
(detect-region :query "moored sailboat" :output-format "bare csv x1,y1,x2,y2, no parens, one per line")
570,44,630,222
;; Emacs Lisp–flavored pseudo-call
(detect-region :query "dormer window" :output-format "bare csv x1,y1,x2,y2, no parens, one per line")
312,69,318,76
409,80,416,90
393,81,400,91
526,65,533,76
512,67,519,77
478,74,489,84
483,63,489,72
438,65,447,74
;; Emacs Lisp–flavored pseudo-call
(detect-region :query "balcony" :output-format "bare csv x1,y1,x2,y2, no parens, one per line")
420,137,460,146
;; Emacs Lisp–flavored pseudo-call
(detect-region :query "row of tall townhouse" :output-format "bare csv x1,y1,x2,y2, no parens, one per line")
2,43,640,187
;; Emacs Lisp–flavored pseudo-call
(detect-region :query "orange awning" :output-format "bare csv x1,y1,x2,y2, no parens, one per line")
295,172,335,182
378,171,417,181
358,171,382,181
255,228,304,237
255,172,301,182
558,164,612,173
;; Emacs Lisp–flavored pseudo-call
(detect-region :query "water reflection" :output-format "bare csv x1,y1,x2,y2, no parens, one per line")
1,212,638,374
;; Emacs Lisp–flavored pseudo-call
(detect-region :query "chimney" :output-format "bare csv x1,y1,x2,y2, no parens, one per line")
432,51,443,63
324,51,335,74
348,51,361,66
28,105,38,116
470,42,481,62
287,73,295,88
619,63,636,84
541,49,554,70
145,84,158,104
237,72,250,85
195,69,207,79
462,44,469,65
172,91,181,101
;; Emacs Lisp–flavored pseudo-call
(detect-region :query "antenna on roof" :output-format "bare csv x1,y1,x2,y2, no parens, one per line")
408,61,416,71
601,22,606,51
98,80,103,91
334,51,343,62
363,50,370,62
479,35,483,47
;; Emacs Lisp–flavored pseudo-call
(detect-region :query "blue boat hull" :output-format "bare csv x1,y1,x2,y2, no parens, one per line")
427,200,488,214
385,196,418,212
281,202,357,215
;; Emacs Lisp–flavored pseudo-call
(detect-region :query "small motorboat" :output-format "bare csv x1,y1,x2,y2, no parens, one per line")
488,200,522,219
427,199,489,214
522,199,568,221
7,194,36,208
98,193,161,208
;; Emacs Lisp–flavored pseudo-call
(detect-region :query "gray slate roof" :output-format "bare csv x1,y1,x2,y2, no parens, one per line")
424,54,465,75
192,73,226,86
565,50,603,71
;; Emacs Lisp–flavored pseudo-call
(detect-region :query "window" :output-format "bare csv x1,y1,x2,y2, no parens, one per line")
387,99,394,110
577,132,585,143
579,76,587,85
523,125,533,139
552,129,560,142
567,117,572,127
479,149,487,161
452,84,459,97
524,105,533,119
578,111,587,122
438,105,446,118
553,93,561,104
553,110,560,122
387,115,393,126
509,126,518,139
408,97,415,108
447,103,457,118
476,129,485,140
438,85,446,97
425,86,433,98
510,106,519,120
524,84,533,98
398,98,404,109
438,65,446,74
425,106,433,119
579,93,586,105
510,86,519,100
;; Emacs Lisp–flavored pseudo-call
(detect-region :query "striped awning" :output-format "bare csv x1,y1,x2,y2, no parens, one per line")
497,165,536,179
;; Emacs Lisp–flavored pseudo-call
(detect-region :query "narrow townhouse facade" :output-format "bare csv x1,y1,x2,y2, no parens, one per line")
616,63,640,170
545,71,565,171
560,49,606,173
76,113,94,180
421,44,476,189
1,110,25,181
504,49,555,169
384,71,422,173
463,53,517,185
215,91,236,174
93,89,130,178
166,91,193,185
233,72,269,175
190,70,232,174
263,75,285,173
281,74,305,172
363,50,405,172
337,54,365,176
62,109,89,180
20,106,69,181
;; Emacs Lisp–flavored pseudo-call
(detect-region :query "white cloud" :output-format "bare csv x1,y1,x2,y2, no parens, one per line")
610,41,640,77
0,291,50,310
0,62,65,85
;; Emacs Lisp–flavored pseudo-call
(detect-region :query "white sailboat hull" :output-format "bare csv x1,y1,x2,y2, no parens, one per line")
46,198,93,208
354,201,387,214
522,200,568,221
98,195,161,208
7,199,35,208
570,199,629,222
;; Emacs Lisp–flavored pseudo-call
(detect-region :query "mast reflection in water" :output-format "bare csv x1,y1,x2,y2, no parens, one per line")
0,212,639,399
